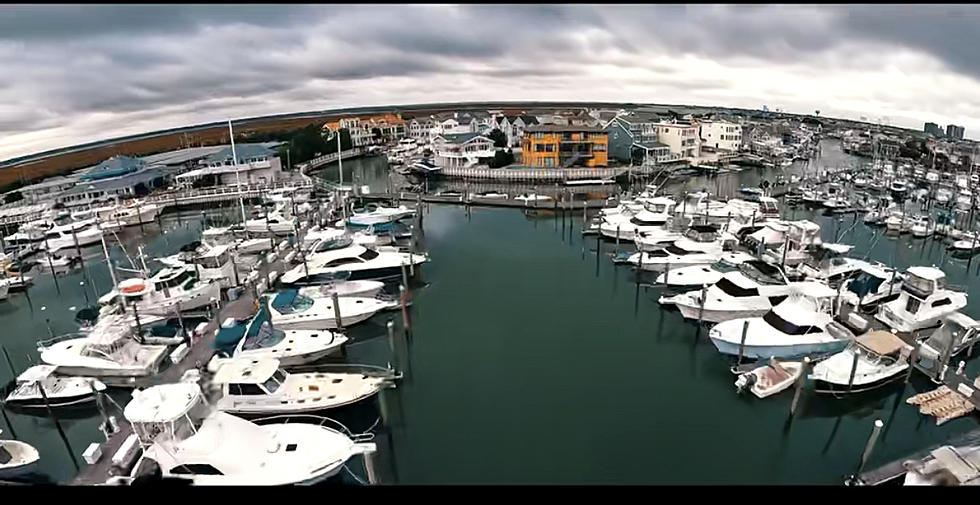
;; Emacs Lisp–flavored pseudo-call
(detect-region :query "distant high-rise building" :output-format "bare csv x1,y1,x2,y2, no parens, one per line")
924,122,942,136
947,124,965,140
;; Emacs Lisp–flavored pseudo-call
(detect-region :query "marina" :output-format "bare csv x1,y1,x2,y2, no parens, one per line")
2,133,980,485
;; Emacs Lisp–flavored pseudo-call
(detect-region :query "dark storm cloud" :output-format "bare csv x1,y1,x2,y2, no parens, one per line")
5,4,980,160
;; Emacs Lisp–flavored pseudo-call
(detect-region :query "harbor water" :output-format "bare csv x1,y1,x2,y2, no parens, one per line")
4,139,980,484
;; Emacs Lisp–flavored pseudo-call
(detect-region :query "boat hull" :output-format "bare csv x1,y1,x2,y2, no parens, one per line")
709,336,849,360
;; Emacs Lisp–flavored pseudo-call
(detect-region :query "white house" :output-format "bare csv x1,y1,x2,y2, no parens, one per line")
491,115,540,148
174,143,282,188
699,121,743,152
408,117,437,140
432,132,496,168
654,121,701,160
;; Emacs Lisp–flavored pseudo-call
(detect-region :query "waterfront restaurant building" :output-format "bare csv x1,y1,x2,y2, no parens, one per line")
521,125,608,168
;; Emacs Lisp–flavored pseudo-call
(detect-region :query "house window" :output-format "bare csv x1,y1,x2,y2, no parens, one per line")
535,133,544,139
594,144,606,152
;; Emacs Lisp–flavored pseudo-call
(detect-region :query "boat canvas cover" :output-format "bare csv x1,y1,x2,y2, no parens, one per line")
271,290,299,312
125,383,202,423
214,324,247,354
857,330,910,356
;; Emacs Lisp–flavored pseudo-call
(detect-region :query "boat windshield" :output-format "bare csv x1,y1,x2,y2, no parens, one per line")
763,310,823,336
262,376,281,394
271,290,314,314
242,321,286,351
665,244,691,256
358,249,380,261
715,277,759,297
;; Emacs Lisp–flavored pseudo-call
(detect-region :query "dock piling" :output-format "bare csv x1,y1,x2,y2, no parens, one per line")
38,383,79,472
697,284,708,325
847,348,861,392
790,357,812,416
737,320,749,366
854,419,884,478
331,292,343,330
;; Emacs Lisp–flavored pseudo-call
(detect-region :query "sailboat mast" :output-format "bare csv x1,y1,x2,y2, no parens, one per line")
337,131,344,186
229,119,248,227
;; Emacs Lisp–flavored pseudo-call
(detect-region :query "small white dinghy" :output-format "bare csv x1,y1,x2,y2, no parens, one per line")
734,358,804,399
0,431,40,480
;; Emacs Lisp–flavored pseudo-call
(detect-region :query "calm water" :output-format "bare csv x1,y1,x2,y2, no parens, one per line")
5,140,980,484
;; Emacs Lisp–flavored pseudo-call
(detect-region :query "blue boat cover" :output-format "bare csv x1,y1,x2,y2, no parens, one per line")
271,289,298,312
213,324,247,354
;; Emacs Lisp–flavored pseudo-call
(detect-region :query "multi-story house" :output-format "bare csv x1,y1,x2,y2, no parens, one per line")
521,125,608,168
431,132,496,168
654,121,701,160
491,115,541,148
699,121,743,152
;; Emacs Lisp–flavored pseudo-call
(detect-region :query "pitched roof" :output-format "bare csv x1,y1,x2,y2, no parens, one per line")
81,155,145,181
438,132,488,144
205,143,275,164
518,115,539,125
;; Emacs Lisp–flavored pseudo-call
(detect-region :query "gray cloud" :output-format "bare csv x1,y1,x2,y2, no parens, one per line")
4,4,980,160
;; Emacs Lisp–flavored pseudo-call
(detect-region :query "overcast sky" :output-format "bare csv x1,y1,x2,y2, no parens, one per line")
2,4,979,161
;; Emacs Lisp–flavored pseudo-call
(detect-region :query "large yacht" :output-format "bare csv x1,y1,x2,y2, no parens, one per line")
875,266,968,334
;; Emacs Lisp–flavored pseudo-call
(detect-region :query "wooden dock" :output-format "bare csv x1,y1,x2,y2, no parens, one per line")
359,191,615,210
856,426,980,485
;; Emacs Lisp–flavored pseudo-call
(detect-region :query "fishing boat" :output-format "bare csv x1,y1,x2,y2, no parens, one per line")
840,263,903,312
99,265,222,317
655,264,728,289
213,298,348,365
0,432,39,480
41,219,103,252
911,215,932,238
3,365,107,408
913,312,980,381
267,289,394,330
660,271,812,324
37,313,170,379
627,225,736,272
114,382,376,485
202,357,392,415
280,244,427,284
875,266,967,334
734,358,804,398
810,330,913,394
598,198,675,241
708,287,850,359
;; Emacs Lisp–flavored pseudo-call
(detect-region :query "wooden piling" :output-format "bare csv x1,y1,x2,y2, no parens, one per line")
790,357,812,416
737,320,750,365
847,348,861,392
855,419,884,477
697,284,708,324
38,383,79,472
331,292,343,330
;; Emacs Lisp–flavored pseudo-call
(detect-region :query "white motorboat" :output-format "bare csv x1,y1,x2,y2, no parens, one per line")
100,266,221,317
202,226,274,256
890,179,909,197
268,289,394,330
950,233,980,255
37,313,170,379
41,219,103,252
162,243,238,288
663,274,825,324
935,186,954,206
633,225,687,252
910,215,932,238
598,197,675,241
0,432,40,480
3,220,50,247
297,280,386,300
117,382,375,485
204,357,390,415
627,225,736,272
245,210,296,235
955,190,973,211
885,211,911,233
3,365,107,408
214,300,348,366
281,244,427,284
655,264,727,288
35,252,79,273
762,220,822,267
809,330,913,394
840,263,903,312
734,358,804,399
93,201,161,227
346,204,415,228
875,266,967,334
794,243,867,287
709,288,851,359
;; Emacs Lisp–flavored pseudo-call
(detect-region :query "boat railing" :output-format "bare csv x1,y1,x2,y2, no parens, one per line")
249,414,376,442
285,362,402,381
36,331,89,350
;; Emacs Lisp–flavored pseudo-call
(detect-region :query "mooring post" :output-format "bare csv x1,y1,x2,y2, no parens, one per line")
616,224,621,252
939,334,955,382
399,284,410,334
663,260,670,285
737,320,750,366
38,383,79,472
790,357,812,416
847,347,862,392
906,342,919,384
854,419,885,478
697,283,708,325
364,449,379,485
401,261,410,294
386,319,396,358
331,291,343,330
